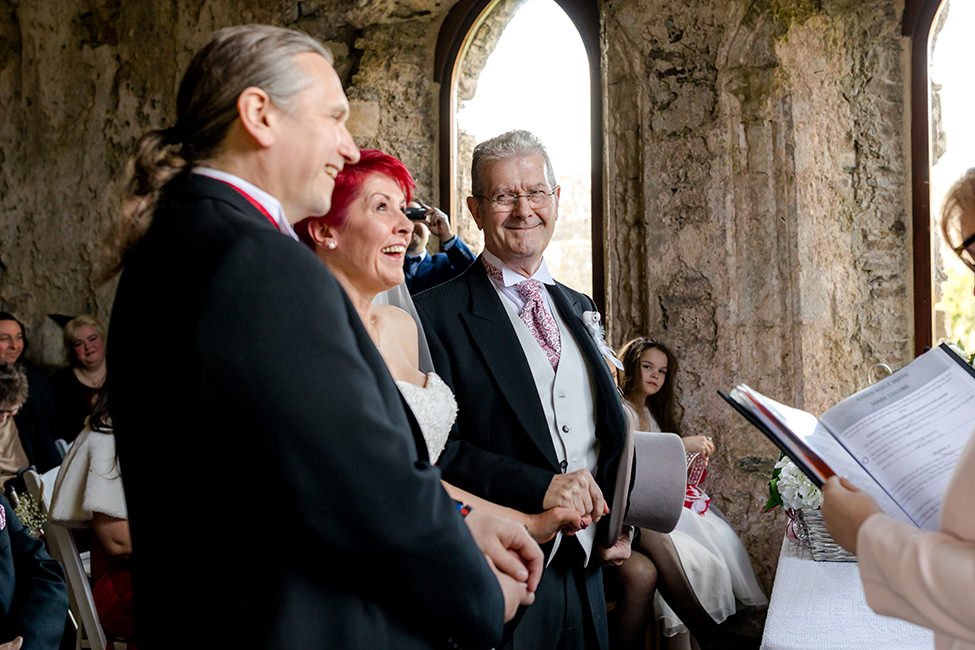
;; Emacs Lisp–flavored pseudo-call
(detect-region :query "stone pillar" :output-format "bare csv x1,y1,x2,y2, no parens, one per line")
602,0,911,588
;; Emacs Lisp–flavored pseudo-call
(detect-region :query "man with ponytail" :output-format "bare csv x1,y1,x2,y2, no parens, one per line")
105,25,536,650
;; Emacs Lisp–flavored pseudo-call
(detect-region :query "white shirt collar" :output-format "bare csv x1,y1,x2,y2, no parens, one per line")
192,167,298,241
481,249,555,287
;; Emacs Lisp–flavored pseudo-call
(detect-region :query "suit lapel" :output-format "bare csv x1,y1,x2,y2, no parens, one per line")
459,263,561,470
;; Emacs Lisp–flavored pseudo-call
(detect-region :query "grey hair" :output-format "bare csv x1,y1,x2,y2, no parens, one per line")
941,168,975,248
470,129,557,196
103,24,333,277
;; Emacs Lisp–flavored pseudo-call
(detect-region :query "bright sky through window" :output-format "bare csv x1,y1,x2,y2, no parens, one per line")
456,0,591,177
931,1,975,349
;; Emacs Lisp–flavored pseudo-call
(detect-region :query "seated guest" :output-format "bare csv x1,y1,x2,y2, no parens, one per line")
0,314,60,472
611,337,766,649
51,315,107,442
49,391,133,641
295,149,579,542
822,170,975,650
0,364,30,488
0,491,69,650
404,202,475,294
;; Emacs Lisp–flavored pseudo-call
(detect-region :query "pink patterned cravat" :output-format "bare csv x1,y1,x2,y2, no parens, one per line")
482,258,561,369
516,280,562,370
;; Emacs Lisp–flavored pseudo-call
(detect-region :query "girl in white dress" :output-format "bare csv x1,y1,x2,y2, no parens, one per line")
611,337,767,650
294,149,580,544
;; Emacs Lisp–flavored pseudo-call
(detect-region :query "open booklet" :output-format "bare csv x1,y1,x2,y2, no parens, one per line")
720,343,975,531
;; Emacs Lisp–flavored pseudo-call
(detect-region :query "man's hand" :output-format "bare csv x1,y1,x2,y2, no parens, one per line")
486,557,535,622
465,509,544,595
597,525,634,566
1,637,23,650
543,469,607,527
421,205,454,242
821,476,883,554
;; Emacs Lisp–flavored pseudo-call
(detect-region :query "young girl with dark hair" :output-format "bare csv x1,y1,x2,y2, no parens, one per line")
610,337,766,650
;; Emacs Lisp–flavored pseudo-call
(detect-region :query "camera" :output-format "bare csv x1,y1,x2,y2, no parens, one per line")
405,206,427,221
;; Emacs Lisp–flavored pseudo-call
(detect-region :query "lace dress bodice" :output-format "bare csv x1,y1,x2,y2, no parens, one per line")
396,372,457,463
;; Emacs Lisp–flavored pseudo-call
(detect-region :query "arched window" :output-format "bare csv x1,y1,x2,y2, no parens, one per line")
929,2,975,349
435,0,605,310
905,0,975,354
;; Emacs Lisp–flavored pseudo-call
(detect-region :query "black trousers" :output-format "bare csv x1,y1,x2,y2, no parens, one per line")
499,538,606,650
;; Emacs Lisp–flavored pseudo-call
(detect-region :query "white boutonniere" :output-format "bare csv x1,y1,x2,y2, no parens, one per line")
582,310,623,370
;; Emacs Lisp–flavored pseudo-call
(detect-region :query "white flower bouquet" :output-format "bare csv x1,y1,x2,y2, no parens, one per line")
765,455,853,561
764,456,822,511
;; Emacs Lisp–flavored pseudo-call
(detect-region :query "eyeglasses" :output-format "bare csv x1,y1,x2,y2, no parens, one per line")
953,232,975,273
474,187,559,210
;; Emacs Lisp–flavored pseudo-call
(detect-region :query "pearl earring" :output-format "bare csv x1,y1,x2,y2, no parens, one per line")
326,241,336,250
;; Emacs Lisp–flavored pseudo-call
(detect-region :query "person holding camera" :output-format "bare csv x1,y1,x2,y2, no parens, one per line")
404,202,476,294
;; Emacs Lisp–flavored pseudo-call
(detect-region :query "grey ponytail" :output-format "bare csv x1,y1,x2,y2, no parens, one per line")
101,25,332,278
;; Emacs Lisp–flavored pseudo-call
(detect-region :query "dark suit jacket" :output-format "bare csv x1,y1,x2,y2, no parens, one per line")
0,494,68,650
414,259,627,648
108,173,504,650
404,238,476,294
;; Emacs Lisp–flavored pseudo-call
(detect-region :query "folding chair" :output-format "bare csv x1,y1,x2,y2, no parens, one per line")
23,469,125,650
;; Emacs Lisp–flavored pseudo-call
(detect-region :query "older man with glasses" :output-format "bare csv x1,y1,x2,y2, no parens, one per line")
416,129,633,650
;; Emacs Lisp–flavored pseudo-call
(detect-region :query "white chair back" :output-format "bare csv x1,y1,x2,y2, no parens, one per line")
23,469,110,650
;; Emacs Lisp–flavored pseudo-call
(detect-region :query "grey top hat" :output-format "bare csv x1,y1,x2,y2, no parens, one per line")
602,403,687,547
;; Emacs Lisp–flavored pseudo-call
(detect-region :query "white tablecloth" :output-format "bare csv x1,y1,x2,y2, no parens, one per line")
760,535,934,650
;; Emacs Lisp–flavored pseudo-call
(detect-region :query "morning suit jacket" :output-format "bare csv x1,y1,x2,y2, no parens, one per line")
0,493,68,650
108,173,504,650
414,259,628,646
404,238,477,294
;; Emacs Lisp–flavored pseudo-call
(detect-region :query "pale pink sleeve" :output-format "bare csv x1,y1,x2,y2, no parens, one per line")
856,512,975,643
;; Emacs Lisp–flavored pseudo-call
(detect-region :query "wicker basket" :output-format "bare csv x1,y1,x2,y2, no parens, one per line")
794,509,856,562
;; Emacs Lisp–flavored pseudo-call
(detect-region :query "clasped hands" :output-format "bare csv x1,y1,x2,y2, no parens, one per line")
466,469,634,621
543,469,633,566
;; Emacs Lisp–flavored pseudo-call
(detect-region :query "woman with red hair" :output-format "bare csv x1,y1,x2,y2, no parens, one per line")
295,150,578,542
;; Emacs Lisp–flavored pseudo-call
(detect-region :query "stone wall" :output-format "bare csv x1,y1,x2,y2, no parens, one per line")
0,0,449,365
0,0,916,604
603,0,911,590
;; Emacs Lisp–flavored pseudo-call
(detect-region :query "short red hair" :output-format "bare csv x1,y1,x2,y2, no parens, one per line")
296,149,416,248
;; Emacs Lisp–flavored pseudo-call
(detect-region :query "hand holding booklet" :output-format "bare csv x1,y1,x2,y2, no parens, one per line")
721,343,974,531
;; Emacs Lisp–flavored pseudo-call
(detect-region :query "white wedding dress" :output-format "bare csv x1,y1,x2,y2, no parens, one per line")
396,372,457,463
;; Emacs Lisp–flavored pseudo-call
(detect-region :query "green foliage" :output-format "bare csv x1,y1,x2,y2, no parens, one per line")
937,255,975,352
764,455,785,513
